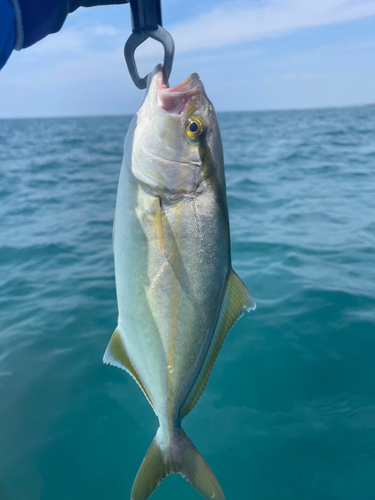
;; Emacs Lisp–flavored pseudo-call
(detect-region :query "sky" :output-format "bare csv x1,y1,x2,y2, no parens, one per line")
1,0,375,118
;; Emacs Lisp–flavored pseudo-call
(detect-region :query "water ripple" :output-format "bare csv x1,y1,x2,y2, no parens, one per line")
1,109,375,500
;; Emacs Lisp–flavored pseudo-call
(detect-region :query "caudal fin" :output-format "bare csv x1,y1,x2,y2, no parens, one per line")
131,427,225,500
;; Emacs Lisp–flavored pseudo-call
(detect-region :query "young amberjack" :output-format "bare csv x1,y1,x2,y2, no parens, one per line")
104,64,255,500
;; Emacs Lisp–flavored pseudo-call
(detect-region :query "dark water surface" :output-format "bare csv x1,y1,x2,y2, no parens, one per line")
1,108,375,500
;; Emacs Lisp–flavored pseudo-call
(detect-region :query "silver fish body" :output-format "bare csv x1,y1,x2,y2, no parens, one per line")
104,65,255,500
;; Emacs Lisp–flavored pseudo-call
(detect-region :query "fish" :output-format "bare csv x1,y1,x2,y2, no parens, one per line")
103,64,255,500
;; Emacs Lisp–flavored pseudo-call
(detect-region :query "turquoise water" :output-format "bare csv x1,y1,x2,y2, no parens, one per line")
1,108,375,500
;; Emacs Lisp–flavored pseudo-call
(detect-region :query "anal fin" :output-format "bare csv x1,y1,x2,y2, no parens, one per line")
181,269,255,419
103,329,155,411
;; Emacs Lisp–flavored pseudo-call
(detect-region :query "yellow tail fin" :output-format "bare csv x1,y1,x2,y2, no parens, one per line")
131,427,225,500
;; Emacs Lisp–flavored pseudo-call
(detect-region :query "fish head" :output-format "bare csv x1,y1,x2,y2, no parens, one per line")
127,64,224,199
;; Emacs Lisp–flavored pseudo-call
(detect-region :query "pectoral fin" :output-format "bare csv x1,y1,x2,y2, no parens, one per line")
154,197,164,254
181,269,255,419
103,329,155,411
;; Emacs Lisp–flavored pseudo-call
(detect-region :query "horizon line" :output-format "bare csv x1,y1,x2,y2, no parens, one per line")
1,102,374,121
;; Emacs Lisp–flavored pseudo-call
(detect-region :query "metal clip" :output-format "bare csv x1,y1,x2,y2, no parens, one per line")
125,0,175,89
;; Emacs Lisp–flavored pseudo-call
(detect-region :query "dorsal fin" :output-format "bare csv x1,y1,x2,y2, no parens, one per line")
103,329,155,412
181,269,255,419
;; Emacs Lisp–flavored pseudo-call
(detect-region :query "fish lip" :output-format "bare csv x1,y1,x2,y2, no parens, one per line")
164,73,200,93
156,70,201,113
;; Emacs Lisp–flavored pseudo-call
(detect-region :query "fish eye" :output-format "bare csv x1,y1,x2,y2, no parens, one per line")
186,116,204,140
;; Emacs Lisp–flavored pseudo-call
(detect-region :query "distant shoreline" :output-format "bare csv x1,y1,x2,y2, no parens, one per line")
1,103,375,120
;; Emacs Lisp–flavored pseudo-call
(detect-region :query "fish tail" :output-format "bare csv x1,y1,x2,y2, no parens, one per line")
131,426,225,500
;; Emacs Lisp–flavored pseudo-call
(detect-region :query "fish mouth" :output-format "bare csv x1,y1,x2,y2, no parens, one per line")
155,67,202,113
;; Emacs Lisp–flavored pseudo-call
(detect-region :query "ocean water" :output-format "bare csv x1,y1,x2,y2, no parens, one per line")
1,107,375,500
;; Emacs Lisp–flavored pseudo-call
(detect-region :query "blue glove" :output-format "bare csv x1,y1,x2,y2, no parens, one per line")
0,0,129,69
0,0,16,68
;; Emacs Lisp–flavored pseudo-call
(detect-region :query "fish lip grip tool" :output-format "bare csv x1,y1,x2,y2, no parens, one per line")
125,0,175,89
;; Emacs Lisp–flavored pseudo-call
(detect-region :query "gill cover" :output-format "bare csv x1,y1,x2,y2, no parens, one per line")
128,65,219,197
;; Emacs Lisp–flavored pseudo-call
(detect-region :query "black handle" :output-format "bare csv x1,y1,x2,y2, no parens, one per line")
125,0,175,89
129,0,162,31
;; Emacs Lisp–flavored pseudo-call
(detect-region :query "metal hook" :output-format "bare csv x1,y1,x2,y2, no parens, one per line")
124,25,175,89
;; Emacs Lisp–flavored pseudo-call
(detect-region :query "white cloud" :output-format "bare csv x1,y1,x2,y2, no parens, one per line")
264,72,326,83
25,29,86,55
2,0,375,117
20,0,375,61
90,25,120,37
183,48,264,65
24,25,122,57
168,0,375,53
272,38,375,68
